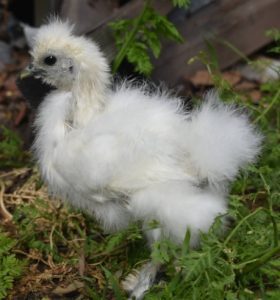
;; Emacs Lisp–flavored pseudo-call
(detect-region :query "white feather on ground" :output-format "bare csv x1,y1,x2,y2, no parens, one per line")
20,20,262,299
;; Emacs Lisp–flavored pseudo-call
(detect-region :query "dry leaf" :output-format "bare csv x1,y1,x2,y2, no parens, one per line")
249,90,262,103
188,70,213,86
235,81,257,91
52,280,84,295
222,71,241,86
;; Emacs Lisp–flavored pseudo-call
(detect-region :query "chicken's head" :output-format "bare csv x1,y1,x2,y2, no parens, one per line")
18,19,110,108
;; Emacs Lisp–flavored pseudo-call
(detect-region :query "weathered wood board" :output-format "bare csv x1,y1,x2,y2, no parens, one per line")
58,0,280,85
152,0,280,85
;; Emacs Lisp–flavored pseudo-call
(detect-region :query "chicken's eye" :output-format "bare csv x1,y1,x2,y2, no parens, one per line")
44,55,57,66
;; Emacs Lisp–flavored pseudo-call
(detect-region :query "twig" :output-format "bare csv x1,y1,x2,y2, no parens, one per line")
0,167,31,179
49,224,56,251
78,251,86,276
90,242,129,260
13,249,50,266
0,181,13,221
47,254,57,269
4,193,43,200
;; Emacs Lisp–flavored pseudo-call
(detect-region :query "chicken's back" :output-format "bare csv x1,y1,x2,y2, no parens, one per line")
74,85,261,193
85,83,196,190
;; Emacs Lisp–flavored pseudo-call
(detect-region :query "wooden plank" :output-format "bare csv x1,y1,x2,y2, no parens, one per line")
34,0,58,26
152,0,280,85
60,0,119,34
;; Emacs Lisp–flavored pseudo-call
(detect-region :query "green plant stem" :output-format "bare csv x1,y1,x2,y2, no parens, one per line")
224,207,264,246
240,245,280,275
269,195,279,247
216,38,251,64
112,0,150,73
259,173,278,247
253,88,280,124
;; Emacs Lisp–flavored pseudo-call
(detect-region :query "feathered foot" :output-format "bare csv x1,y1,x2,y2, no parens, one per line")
122,261,160,300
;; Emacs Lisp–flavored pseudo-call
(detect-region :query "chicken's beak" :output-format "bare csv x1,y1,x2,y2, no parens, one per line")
19,68,32,80
17,64,56,110
19,64,45,80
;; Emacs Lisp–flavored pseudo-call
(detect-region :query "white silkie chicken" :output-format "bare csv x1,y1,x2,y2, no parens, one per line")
18,20,262,299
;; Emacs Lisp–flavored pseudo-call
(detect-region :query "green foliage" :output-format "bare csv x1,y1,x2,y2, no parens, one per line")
172,0,191,8
0,126,27,168
9,197,146,298
1,24,280,299
0,232,25,300
102,266,125,300
110,0,189,75
146,40,280,299
266,28,280,54
188,40,242,103
147,193,280,299
152,239,178,264
0,232,16,257
13,198,90,263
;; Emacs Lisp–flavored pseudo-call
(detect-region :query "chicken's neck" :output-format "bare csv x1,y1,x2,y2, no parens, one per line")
70,72,109,128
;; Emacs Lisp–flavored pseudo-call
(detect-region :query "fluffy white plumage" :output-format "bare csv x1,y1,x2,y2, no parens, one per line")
22,20,262,298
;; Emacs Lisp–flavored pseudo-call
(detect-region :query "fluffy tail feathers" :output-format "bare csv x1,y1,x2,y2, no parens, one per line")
186,92,262,187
